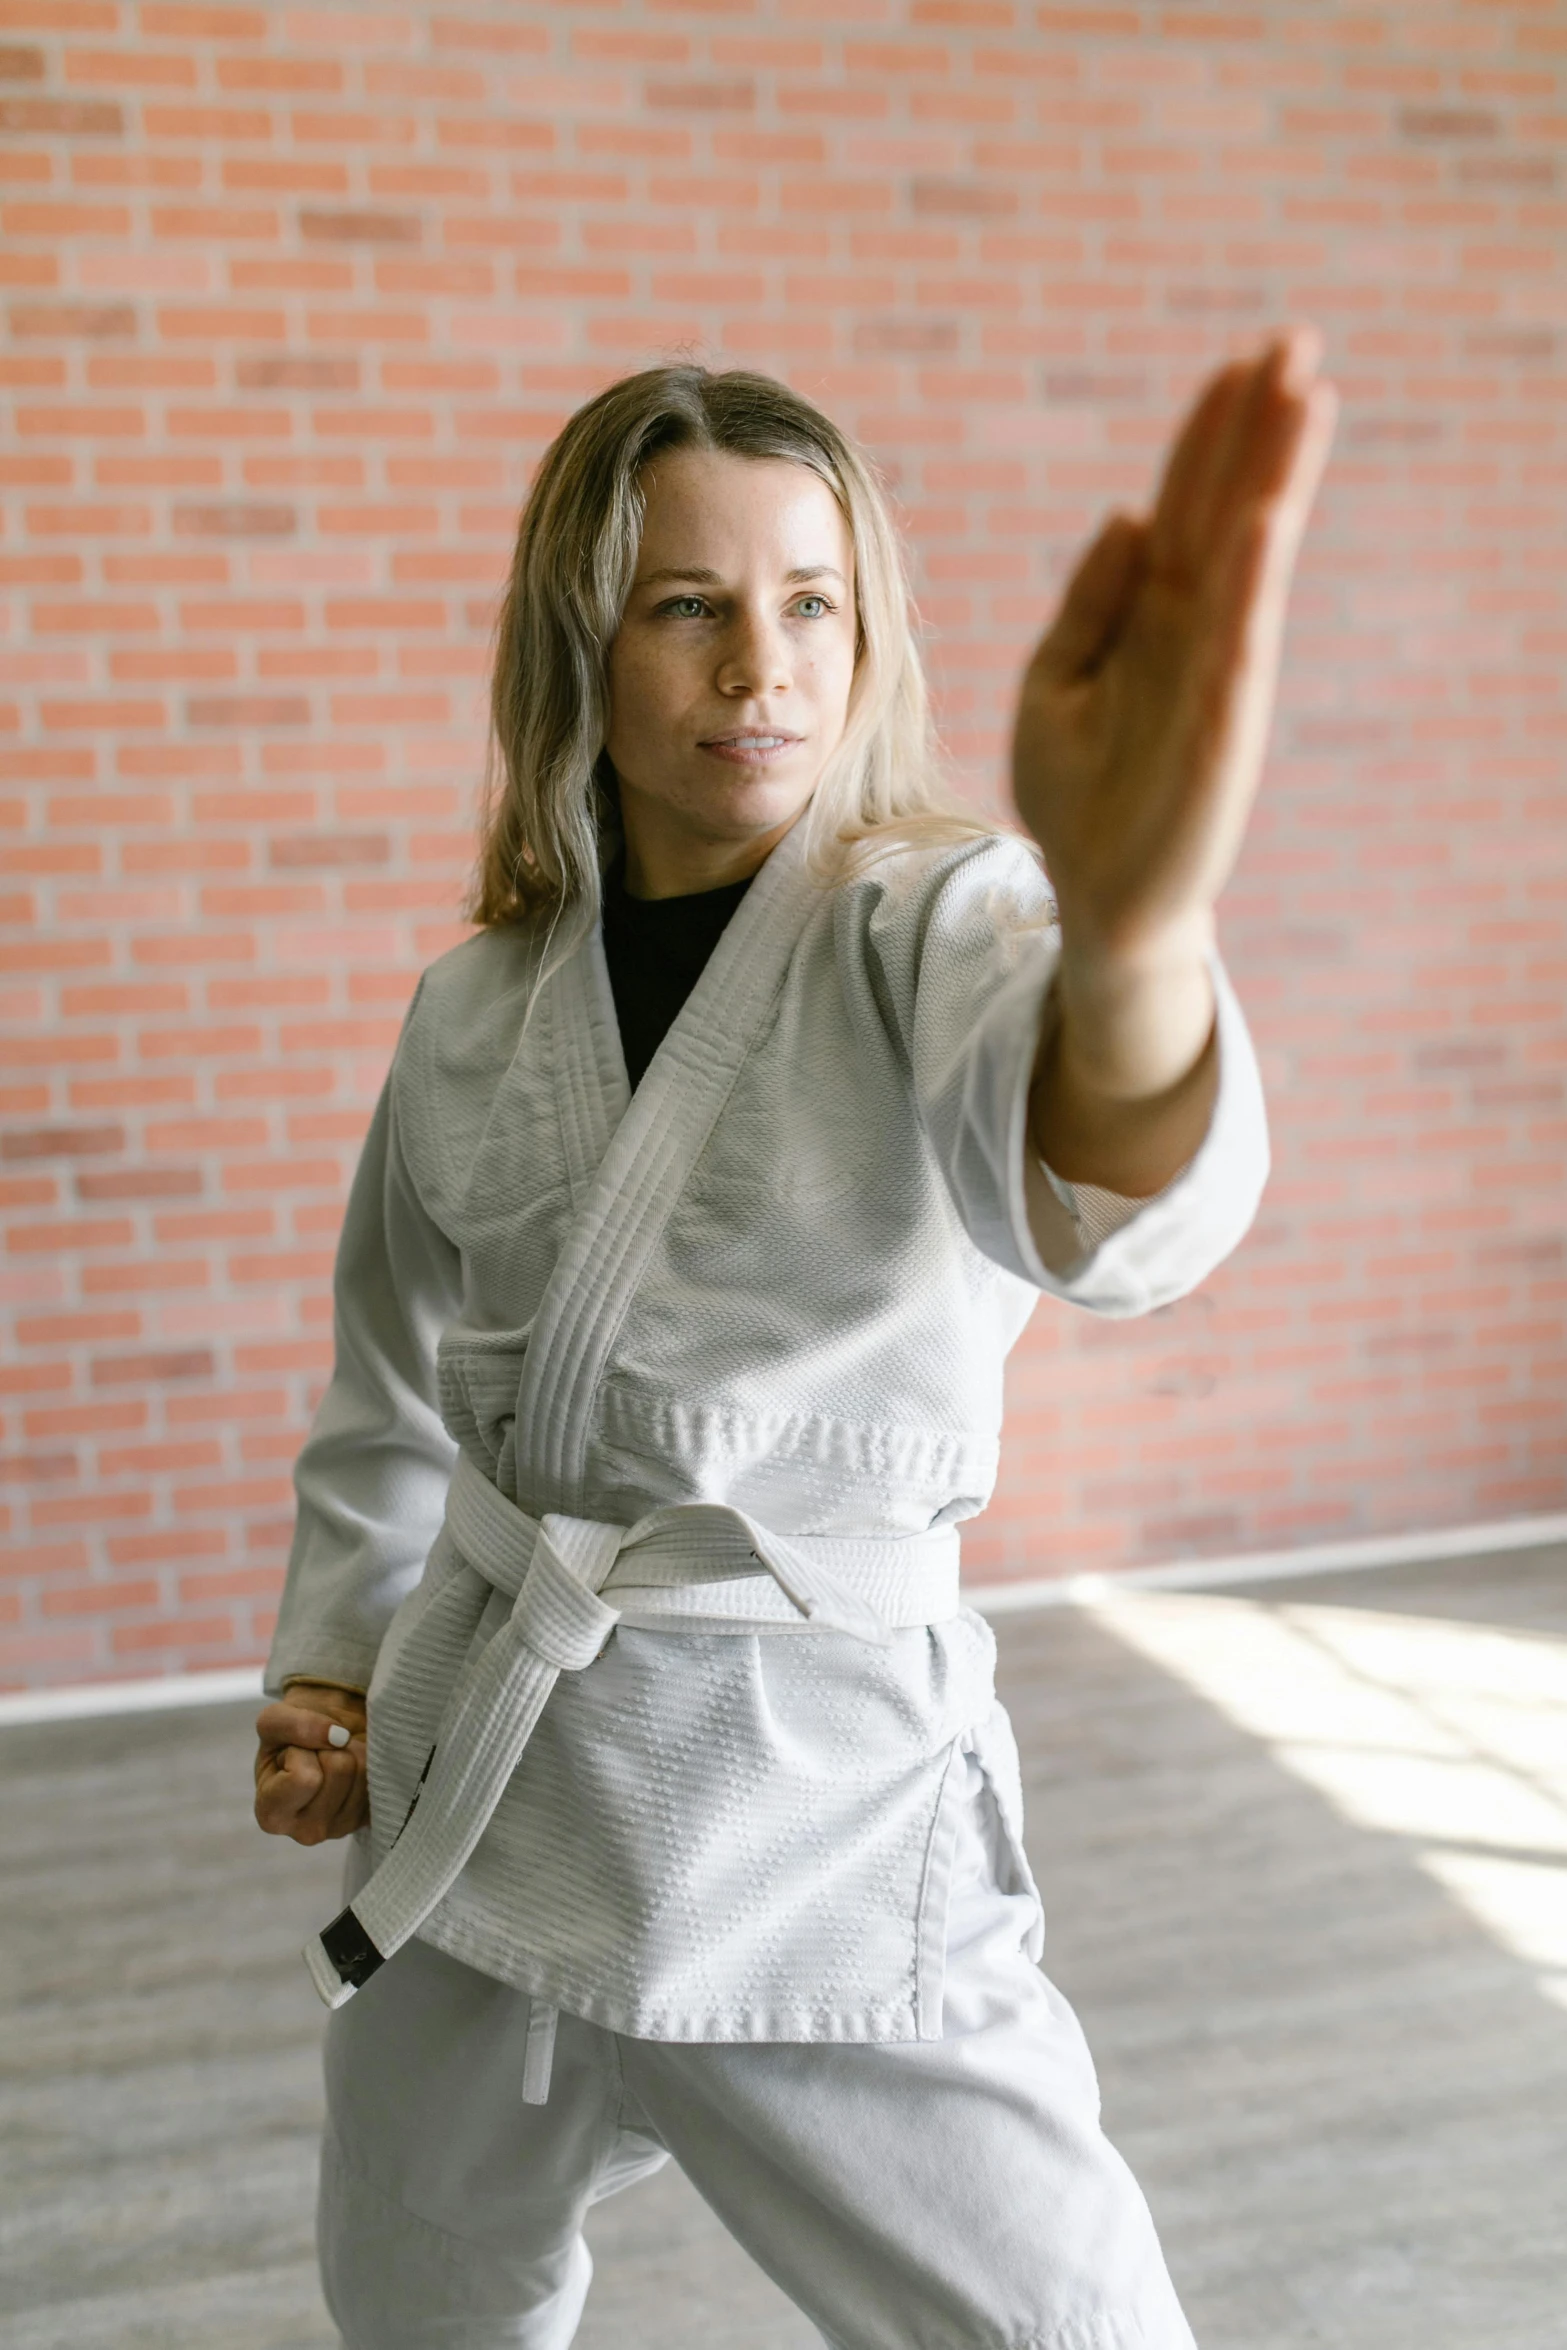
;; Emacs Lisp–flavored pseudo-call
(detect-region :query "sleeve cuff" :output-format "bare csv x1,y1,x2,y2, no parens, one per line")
264,1639,385,1702
1035,1157,1175,1252
1008,943,1270,1313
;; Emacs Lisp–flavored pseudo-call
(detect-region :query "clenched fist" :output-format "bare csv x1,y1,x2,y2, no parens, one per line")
253,1678,369,1846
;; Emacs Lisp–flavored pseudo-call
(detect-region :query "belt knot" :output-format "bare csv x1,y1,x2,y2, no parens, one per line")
516,1513,623,1673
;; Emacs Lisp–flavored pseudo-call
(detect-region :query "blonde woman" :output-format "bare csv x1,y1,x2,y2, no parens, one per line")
256,342,1335,2350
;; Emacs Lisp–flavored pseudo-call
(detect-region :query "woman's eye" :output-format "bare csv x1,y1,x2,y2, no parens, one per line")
793,595,830,618
666,595,708,619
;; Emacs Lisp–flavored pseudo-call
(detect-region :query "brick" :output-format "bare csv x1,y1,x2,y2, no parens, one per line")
185,694,310,727
153,1204,270,1242
89,358,217,395
21,404,145,440
111,1616,235,1652
33,599,160,635
0,95,124,133
10,302,137,338
301,206,420,242
217,53,340,91
73,152,205,191
0,144,49,183
111,652,236,686
174,499,296,534
8,1216,135,1255
0,1539,92,1584
1399,106,1500,142
214,1065,331,1099
0,1353,73,1398
2,1125,124,1161
268,832,390,868
0,1631,100,1679
0,253,60,289
0,342,67,384
235,353,357,390
82,1258,208,1297
91,1348,213,1385
77,1167,203,1201
42,1576,164,1618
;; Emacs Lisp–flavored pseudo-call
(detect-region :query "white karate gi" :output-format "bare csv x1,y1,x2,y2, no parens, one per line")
267,820,1269,2348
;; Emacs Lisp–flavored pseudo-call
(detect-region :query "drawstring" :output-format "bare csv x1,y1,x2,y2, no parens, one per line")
523,1999,558,2104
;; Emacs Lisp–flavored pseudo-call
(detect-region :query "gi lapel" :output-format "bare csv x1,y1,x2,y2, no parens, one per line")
513,818,822,1512
547,906,629,1215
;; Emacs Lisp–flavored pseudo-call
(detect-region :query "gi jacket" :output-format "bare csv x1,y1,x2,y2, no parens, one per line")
267,823,1270,2043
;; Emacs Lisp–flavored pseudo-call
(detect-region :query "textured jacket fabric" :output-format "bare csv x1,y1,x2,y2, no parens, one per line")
266,819,1270,2042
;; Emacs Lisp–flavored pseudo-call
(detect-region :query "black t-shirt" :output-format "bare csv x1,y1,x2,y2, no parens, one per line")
600,854,754,1090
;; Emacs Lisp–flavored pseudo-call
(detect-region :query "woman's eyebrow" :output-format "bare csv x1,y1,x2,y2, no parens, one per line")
637,565,725,586
633,563,849,588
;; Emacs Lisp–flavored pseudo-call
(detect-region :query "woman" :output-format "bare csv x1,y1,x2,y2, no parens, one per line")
255,337,1336,2349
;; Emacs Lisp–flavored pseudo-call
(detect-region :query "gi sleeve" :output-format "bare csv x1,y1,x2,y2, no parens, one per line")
1033,1156,1156,1263
264,985,462,1698
872,835,1271,1317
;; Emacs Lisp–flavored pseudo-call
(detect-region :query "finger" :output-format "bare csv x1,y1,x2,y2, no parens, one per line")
1209,388,1319,620
1207,500,1279,723
1230,333,1331,538
1032,510,1147,683
1188,330,1323,575
258,1740,323,1802
255,1699,361,1755
1278,320,1324,397
1180,347,1281,572
1147,360,1251,586
311,1748,369,1837
1218,377,1338,660
1194,388,1335,788
1268,377,1339,555
281,1748,367,1845
255,1741,357,1834
254,1741,325,1832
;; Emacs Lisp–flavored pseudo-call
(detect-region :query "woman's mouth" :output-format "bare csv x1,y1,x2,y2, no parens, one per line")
697,730,805,767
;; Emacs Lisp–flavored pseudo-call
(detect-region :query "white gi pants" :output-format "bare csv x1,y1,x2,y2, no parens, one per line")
319,1755,1197,2350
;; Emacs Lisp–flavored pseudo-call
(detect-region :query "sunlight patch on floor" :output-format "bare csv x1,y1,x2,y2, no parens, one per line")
1089,1590,1567,2005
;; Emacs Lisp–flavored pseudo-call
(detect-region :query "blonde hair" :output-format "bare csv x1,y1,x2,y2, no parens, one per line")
469,364,990,931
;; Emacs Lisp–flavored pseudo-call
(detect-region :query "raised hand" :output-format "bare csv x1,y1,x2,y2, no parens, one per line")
1018,327,1337,1197
1013,326,1338,974
254,1678,369,1845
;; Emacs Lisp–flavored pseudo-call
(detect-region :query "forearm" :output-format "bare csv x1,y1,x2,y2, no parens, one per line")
1028,919,1219,1198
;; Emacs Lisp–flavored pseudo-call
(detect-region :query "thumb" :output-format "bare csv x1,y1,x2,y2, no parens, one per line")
1031,510,1146,684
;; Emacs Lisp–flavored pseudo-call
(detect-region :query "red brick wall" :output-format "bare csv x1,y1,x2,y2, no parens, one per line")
3,1,1564,1687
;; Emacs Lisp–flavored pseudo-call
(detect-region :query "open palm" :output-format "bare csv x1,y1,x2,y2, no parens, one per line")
1013,329,1338,967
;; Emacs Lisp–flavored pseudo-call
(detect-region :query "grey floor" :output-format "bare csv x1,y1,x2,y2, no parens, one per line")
3,1544,1564,2348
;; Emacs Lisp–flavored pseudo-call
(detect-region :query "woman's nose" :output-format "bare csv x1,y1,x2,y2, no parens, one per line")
715,609,791,698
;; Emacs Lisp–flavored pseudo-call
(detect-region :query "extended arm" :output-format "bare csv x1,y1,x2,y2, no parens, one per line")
1015,328,1337,1238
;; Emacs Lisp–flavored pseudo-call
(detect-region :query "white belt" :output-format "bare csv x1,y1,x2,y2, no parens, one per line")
303,1451,962,2083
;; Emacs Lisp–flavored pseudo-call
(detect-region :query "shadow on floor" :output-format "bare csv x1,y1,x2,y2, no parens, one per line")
2,1548,1563,2348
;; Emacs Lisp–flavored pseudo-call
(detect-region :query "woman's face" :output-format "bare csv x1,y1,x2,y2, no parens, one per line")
604,447,859,897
